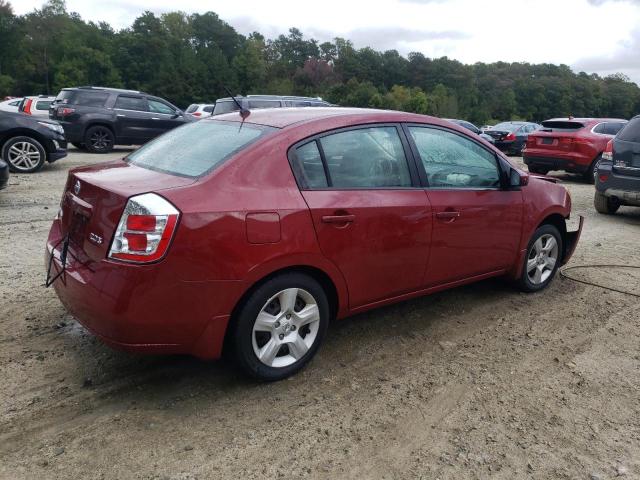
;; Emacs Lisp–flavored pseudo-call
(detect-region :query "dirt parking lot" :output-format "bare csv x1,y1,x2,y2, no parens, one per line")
1,148,639,480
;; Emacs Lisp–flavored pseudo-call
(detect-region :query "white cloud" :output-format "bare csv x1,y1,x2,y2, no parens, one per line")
13,0,640,84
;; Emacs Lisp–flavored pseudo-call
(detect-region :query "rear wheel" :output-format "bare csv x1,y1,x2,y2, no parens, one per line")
84,125,114,153
231,272,330,381
584,155,602,184
518,224,562,292
594,191,620,215
2,136,46,173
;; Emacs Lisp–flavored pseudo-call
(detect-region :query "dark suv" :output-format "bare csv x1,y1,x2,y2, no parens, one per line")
594,115,640,214
49,87,193,153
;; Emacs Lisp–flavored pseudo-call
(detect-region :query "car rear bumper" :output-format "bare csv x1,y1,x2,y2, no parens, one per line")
523,152,591,173
0,159,8,190
45,219,241,360
562,215,584,265
596,165,640,206
47,139,68,163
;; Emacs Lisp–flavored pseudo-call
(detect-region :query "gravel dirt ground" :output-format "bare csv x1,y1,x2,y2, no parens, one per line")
1,148,639,480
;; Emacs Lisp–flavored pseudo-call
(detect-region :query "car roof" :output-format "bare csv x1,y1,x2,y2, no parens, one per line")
494,121,535,125
544,117,627,123
216,95,327,102
64,86,146,95
209,107,443,129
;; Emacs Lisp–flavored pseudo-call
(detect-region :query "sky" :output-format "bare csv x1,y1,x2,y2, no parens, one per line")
14,0,640,85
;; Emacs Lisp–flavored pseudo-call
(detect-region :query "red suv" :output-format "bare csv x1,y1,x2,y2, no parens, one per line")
46,108,582,380
523,118,627,182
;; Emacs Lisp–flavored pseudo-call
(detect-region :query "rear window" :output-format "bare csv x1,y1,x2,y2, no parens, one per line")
492,123,523,132
126,120,275,177
55,90,75,104
617,117,640,143
213,101,240,115
35,100,51,110
540,121,585,131
186,104,199,113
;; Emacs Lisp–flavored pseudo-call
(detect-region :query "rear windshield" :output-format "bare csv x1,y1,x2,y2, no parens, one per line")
541,121,585,131
617,117,640,143
186,104,198,113
126,120,275,177
55,90,108,107
492,123,522,132
213,101,240,115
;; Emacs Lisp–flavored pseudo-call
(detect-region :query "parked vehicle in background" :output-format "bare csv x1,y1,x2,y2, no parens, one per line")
213,95,331,115
0,158,8,189
186,103,215,118
445,119,495,144
523,117,627,183
594,115,640,214
480,125,493,132
49,86,194,153
18,96,56,117
46,107,582,381
0,111,67,173
0,98,23,113
484,121,541,155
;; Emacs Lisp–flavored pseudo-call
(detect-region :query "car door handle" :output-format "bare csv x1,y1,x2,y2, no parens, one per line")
151,117,161,120
321,214,355,224
116,114,126,117
436,211,460,221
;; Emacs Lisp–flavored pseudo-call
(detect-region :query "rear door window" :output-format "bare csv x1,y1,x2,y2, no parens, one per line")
35,100,51,111
248,100,281,109
593,123,607,134
148,99,175,114
115,95,148,112
127,120,274,177
408,126,500,189
318,126,412,188
203,105,214,113
74,91,109,107
186,104,198,113
617,117,640,143
293,141,328,188
603,122,626,136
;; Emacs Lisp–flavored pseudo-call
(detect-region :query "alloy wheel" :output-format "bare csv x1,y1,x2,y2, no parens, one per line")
252,288,321,368
90,129,112,151
526,234,559,285
7,141,42,171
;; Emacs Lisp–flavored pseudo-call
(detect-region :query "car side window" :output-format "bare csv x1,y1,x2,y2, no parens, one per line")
248,100,281,109
408,126,500,189
115,96,148,112
35,101,51,111
294,141,328,189
593,123,607,134
603,122,625,136
319,127,412,188
203,106,214,113
148,99,175,115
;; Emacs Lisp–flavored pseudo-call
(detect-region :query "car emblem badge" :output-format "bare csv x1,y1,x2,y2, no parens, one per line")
89,233,103,245
74,180,81,195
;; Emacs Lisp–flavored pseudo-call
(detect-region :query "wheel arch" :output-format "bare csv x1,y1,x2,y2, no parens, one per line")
537,213,568,261
83,122,116,139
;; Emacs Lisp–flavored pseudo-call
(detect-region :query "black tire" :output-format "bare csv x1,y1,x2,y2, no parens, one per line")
594,191,620,215
1,136,46,173
231,272,330,381
84,125,114,153
518,224,563,293
528,165,549,175
584,155,602,184
71,142,86,150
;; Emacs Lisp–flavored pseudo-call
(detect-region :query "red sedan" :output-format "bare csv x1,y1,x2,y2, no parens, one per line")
523,117,627,183
46,108,582,380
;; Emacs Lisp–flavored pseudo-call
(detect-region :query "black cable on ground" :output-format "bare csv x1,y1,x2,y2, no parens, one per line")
560,264,640,298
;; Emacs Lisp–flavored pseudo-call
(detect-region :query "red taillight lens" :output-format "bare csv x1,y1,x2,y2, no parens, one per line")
192,112,202,116
602,139,614,161
58,107,75,117
505,132,516,141
109,193,180,263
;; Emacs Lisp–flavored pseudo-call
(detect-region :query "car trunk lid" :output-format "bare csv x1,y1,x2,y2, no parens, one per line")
527,121,587,152
58,159,194,262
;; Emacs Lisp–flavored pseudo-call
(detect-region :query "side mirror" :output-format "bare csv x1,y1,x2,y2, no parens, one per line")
510,169,529,187
172,111,182,119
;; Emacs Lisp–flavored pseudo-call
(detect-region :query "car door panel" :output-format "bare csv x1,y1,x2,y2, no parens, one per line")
113,96,154,141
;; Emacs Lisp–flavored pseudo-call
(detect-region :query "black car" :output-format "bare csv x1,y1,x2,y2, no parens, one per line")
0,111,67,173
445,119,496,144
49,86,194,153
213,95,331,115
594,115,640,214
485,121,541,155
0,158,8,189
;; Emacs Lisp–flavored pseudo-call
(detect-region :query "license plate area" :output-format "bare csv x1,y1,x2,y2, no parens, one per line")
69,212,89,247
541,138,554,145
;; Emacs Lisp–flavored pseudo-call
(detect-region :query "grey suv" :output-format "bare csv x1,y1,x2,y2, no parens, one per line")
595,115,640,214
213,95,331,116
49,87,193,153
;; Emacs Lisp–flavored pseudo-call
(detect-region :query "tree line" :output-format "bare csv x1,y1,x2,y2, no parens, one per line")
1,0,639,124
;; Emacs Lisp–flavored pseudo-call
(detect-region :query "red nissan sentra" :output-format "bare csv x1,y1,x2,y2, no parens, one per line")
46,107,583,380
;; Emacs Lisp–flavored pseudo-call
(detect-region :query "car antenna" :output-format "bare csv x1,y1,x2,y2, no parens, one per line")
223,86,250,120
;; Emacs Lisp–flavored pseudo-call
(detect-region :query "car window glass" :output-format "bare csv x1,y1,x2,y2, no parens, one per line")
213,101,239,115
115,96,148,112
148,99,175,114
604,122,625,136
593,123,607,134
75,91,109,107
35,101,51,110
186,104,198,113
319,127,411,188
203,106,214,113
409,127,500,189
294,141,328,188
248,100,281,109
10,100,20,106
617,117,640,143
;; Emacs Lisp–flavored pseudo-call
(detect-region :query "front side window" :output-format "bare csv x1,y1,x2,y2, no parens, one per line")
127,120,274,177
409,127,500,189
115,96,148,112
318,127,412,188
148,99,175,115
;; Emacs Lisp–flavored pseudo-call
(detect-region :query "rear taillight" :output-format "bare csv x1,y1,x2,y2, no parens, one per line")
192,112,202,117
602,139,614,161
108,193,180,263
505,132,516,141
58,107,75,117
23,98,33,115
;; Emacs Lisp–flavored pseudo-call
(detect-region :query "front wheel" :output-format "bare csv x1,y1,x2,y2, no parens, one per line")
231,273,330,381
84,125,114,153
518,224,563,292
2,136,46,173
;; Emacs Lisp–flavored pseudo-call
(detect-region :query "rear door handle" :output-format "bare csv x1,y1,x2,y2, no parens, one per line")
116,114,126,117
436,211,460,221
321,214,355,224
151,117,160,120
